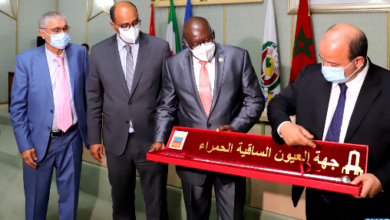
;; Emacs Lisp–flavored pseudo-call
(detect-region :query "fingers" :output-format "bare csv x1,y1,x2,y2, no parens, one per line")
149,142,165,152
216,125,227,132
216,125,235,132
90,145,102,163
21,149,37,169
22,153,37,169
352,175,369,199
98,147,104,159
30,148,38,161
281,124,316,148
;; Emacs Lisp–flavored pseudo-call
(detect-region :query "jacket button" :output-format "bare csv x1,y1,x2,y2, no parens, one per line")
50,110,53,113
126,121,129,124
47,126,51,130
207,124,211,128
128,101,132,105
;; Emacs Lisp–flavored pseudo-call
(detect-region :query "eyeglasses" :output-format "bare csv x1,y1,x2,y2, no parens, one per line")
116,19,141,31
40,25,70,34
184,32,215,50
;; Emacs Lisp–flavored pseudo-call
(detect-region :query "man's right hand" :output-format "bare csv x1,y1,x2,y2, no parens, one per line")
149,142,165,152
21,148,38,169
279,122,316,148
90,144,104,163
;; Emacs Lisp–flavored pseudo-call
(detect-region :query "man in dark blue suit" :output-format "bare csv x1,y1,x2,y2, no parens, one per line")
10,11,88,220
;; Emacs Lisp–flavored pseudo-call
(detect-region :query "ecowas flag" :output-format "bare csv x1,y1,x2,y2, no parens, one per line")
261,0,280,102
166,0,181,55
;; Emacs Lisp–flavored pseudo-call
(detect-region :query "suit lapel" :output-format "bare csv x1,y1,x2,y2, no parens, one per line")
37,45,54,105
130,32,151,99
315,73,332,140
108,35,130,97
344,62,380,143
183,50,207,117
65,44,75,96
210,44,225,116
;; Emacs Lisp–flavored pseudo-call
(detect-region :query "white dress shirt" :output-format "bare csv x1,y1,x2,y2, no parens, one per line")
45,45,78,132
322,62,369,143
277,61,369,143
117,34,140,133
192,56,216,99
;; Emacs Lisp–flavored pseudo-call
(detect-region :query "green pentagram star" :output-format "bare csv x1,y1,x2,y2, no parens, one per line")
293,27,314,59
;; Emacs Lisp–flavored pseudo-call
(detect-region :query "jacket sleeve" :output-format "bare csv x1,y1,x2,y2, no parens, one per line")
154,54,178,144
10,55,34,153
86,47,103,145
267,66,307,144
230,51,265,133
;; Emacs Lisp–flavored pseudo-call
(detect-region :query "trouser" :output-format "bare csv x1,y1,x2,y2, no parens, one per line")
23,129,82,220
106,133,169,220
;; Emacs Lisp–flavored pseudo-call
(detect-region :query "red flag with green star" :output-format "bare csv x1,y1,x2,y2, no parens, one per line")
289,0,316,84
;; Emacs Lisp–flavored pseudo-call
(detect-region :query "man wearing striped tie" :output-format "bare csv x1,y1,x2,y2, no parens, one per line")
268,23,390,219
10,11,89,220
87,2,171,220
152,17,264,220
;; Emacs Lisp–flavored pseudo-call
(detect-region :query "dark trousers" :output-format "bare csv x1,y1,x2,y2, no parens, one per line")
106,133,169,220
181,173,246,220
306,188,390,220
23,129,82,220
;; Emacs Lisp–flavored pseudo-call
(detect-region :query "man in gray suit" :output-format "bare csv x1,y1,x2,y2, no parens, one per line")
151,17,264,220
87,1,170,220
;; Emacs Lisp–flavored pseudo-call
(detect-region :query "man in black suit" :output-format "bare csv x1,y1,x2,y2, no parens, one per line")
87,1,170,219
151,17,264,220
268,23,390,219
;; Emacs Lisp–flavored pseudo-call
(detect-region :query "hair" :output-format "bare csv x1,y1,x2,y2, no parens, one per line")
348,31,368,62
38,11,66,28
327,24,368,61
81,43,89,50
110,1,138,23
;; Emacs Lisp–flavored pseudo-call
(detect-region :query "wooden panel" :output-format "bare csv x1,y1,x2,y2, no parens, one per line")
153,0,263,7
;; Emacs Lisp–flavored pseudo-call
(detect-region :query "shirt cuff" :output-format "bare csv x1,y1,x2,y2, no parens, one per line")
277,121,292,138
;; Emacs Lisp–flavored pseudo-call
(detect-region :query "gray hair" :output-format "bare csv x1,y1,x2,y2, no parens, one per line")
38,11,66,28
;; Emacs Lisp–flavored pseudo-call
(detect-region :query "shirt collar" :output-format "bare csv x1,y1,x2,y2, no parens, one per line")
116,34,139,51
45,43,65,62
192,56,216,66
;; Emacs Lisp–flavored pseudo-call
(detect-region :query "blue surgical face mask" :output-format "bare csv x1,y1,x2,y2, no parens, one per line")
44,31,71,49
321,58,364,83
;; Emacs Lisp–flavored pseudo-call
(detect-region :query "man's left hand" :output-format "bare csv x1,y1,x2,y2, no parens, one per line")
216,125,236,132
352,173,382,199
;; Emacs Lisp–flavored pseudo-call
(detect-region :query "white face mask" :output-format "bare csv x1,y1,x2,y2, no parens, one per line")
188,42,216,62
116,24,140,44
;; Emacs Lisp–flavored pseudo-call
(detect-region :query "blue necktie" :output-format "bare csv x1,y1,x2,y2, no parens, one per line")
321,83,348,203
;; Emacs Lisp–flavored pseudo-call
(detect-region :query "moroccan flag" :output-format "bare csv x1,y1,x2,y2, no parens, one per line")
289,0,316,84
166,0,181,55
149,3,155,36
261,0,280,104
182,0,193,50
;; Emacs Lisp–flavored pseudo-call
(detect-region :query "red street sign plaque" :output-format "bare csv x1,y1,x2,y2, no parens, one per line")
147,126,368,195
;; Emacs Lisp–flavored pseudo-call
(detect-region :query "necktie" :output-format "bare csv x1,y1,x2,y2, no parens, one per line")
325,83,348,142
198,61,212,117
321,83,348,203
124,45,135,94
54,56,72,132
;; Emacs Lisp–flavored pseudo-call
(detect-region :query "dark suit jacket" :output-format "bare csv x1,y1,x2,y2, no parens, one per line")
268,61,390,206
87,32,171,155
155,43,265,186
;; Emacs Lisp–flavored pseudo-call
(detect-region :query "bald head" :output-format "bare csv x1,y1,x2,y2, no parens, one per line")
322,23,367,61
183,17,214,50
110,1,138,23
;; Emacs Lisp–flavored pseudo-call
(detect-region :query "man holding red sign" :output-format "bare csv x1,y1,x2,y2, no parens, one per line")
268,23,390,219
151,17,264,220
